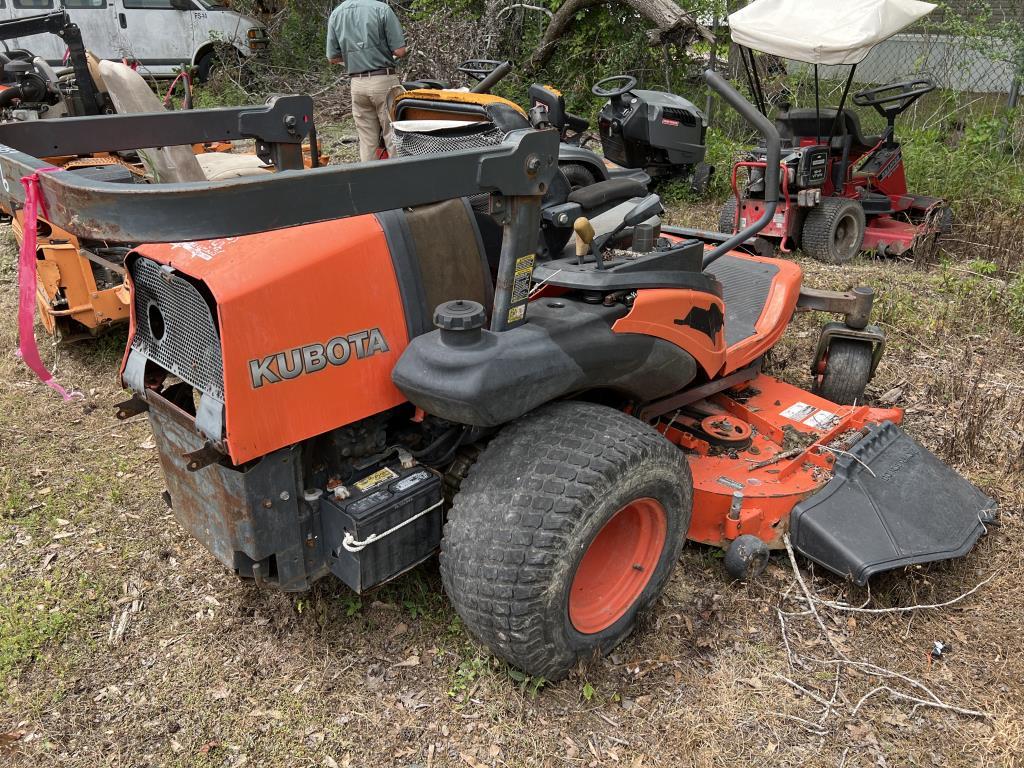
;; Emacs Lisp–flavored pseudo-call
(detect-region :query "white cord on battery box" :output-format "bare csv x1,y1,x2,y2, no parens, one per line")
341,499,444,553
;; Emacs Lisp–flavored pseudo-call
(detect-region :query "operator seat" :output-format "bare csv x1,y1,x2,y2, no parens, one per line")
775,107,879,152
95,60,270,183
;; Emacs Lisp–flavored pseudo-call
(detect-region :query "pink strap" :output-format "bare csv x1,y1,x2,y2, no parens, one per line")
16,168,82,401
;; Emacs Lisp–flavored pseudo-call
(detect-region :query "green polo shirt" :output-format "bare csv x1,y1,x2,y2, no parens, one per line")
326,0,406,75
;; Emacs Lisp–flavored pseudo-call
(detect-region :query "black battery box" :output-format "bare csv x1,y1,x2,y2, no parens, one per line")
320,463,443,593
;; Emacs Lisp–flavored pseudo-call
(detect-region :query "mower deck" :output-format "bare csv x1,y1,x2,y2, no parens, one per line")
660,374,995,581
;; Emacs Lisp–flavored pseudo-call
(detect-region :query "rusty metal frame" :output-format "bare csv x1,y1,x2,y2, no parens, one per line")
796,285,874,330
0,104,559,244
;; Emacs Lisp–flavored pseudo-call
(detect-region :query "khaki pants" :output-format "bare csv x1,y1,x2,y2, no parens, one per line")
351,73,401,162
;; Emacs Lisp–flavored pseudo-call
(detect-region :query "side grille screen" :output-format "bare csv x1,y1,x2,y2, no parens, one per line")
662,108,697,126
129,257,225,400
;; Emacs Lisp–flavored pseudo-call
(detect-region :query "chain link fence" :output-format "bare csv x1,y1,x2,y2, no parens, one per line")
690,2,1023,156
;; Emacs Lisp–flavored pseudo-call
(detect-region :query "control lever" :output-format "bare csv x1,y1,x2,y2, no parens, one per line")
590,194,663,269
573,217,595,265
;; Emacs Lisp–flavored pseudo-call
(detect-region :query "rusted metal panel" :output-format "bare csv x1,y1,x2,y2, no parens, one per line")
147,393,327,591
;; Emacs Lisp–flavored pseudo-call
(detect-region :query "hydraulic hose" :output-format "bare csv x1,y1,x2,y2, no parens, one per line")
702,69,781,267
470,60,512,94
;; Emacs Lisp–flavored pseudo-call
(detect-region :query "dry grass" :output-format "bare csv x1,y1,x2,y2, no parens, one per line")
1,191,1023,767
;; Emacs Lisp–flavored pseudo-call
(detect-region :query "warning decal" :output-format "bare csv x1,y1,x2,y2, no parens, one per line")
780,402,816,422
511,254,536,303
803,409,839,431
507,305,526,324
354,467,399,492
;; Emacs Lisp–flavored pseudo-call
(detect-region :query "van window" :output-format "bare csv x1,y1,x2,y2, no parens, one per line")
122,0,181,7
64,0,107,6
12,0,54,8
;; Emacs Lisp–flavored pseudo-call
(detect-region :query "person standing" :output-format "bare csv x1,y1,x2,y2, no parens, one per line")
326,0,407,161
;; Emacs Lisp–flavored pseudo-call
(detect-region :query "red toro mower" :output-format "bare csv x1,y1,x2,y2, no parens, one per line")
3,66,994,682
719,0,950,263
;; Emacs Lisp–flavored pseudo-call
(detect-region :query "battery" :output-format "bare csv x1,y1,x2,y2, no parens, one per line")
320,463,443,593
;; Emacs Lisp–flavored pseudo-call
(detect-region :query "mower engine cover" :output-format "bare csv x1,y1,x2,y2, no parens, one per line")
120,200,496,466
599,90,707,171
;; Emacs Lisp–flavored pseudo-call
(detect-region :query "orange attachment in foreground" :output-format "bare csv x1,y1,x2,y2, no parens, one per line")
13,213,130,336
569,498,668,634
665,374,904,549
129,217,411,465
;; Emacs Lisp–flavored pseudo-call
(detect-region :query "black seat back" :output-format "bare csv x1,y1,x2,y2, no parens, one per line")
775,108,878,151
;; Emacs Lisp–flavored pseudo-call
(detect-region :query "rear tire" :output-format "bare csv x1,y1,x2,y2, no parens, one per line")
937,204,953,235
440,401,692,681
690,162,713,196
800,198,866,264
718,196,739,234
812,338,874,405
560,162,597,191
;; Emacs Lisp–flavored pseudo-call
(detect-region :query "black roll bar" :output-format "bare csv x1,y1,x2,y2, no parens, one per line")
0,98,558,244
702,69,781,267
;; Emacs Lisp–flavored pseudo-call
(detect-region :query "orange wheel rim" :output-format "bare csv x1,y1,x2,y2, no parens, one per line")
569,497,668,635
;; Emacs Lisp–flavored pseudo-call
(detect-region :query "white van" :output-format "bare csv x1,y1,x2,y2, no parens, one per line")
0,0,268,78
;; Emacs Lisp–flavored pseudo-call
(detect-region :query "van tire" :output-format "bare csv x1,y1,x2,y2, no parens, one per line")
193,51,217,83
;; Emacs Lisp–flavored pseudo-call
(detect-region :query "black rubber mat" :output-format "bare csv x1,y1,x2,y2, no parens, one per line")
706,255,779,347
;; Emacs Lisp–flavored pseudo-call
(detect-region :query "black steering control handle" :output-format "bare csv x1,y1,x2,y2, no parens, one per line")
853,78,934,118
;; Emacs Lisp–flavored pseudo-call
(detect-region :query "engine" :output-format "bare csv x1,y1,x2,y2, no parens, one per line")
0,55,66,121
119,203,495,593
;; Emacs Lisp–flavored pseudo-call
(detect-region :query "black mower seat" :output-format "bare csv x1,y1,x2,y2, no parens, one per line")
705,254,780,348
776,108,880,151
565,112,589,134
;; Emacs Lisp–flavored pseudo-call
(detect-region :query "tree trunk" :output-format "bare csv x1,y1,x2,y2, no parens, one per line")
526,0,604,71
526,0,713,72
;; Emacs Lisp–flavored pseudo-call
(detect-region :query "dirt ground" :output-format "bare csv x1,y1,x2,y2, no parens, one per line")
2,182,1023,767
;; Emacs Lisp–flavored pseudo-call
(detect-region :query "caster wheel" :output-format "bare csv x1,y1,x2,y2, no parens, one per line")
724,534,770,581
812,338,874,405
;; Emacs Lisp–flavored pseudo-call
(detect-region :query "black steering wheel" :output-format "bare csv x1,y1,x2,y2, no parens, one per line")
852,78,935,118
591,75,637,99
458,59,504,83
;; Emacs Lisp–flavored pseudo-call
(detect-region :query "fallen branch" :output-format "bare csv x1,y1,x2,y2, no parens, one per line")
746,446,802,471
498,2,553,18
852,685,990,719
798,572,997,615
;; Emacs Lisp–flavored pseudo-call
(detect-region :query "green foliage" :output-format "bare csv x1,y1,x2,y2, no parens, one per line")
339,594,362,617
901,122,1024,207
448,651,489,698
506,667,547,697
939,256,1024,332
932,1,1024,69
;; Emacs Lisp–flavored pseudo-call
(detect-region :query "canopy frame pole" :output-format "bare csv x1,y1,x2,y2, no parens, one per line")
739,46,767,116
826,64,858,146
814,64,821,144
739,46,759,115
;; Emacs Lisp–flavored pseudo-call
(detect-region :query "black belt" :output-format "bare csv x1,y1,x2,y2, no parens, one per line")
351,67,396,78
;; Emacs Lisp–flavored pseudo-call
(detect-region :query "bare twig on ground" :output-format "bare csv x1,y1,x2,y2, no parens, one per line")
797,571,997,615
777,534,993,723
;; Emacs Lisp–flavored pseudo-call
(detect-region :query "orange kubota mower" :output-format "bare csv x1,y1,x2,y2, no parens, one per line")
2,70,995,681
